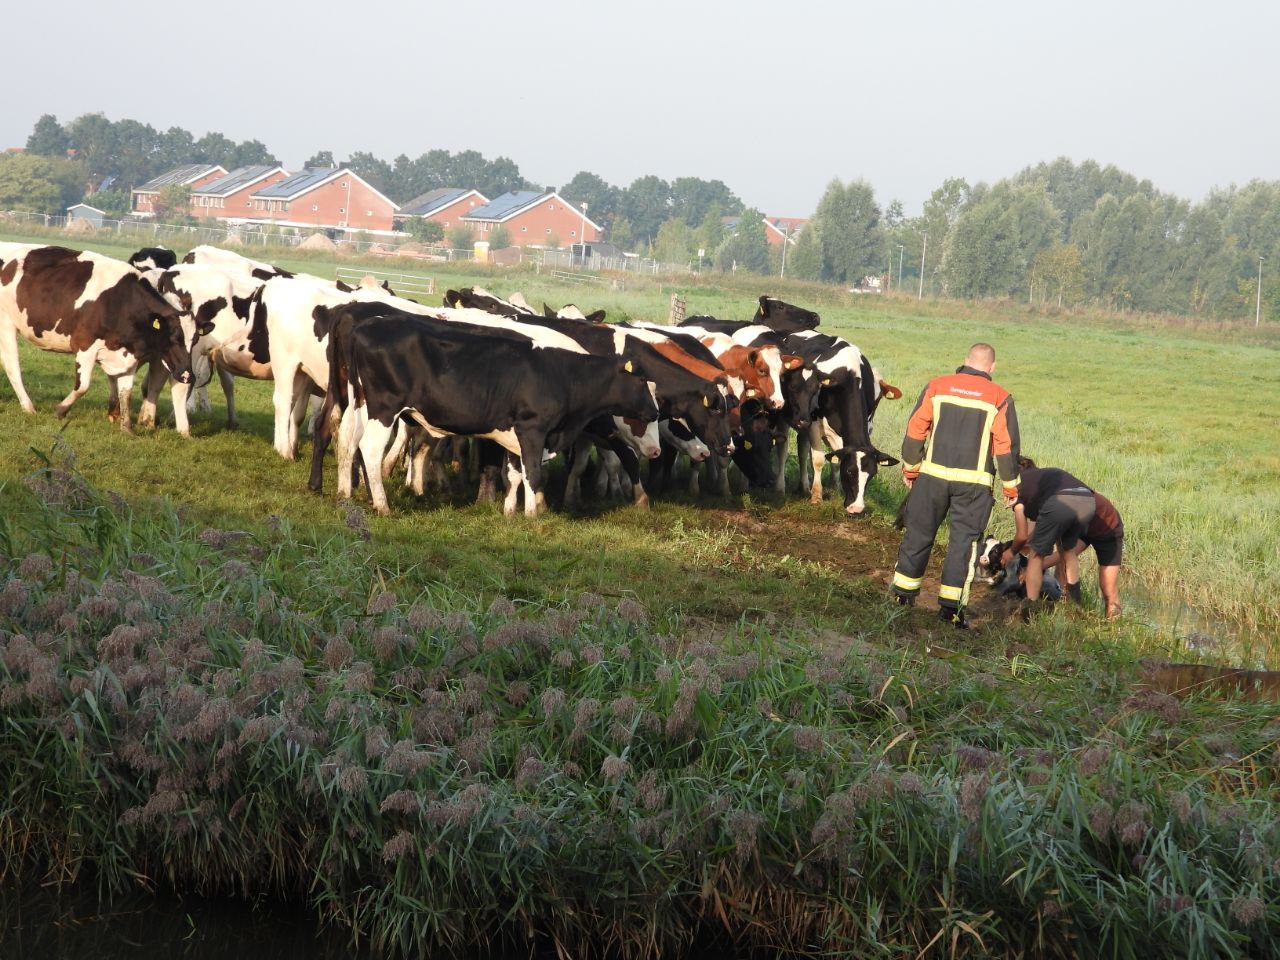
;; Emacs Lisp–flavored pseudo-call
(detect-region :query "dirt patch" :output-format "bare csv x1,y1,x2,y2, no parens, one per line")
686,507,1021,632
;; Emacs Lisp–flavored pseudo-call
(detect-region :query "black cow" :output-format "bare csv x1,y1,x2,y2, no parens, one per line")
0,243,204,432
316,305,660,516
753,295,820,332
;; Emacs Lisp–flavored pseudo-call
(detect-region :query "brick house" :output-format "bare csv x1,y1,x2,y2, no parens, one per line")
397,188,489,231
244,167,400,234
763,216,807,246
461,190,602,248
131,163,227,217
190,165,289,219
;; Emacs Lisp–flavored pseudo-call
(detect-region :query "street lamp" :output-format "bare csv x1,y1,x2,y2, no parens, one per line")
918,234,927,300
579,202,589,264
780,224,790,278
896,244,904,292
1257,256,1266,327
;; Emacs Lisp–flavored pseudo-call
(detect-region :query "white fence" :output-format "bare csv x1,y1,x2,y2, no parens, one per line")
335,267,435,298
539,247,691,276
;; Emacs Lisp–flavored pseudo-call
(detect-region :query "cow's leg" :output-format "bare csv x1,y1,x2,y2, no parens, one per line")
715,455,732,497
0,323,35,413
772,430,790,495
410,440,431,497
114,373,135,433
796,428,812,495
599,449,625,501
272,363,300,459
517,435,548,517
609,440,647,509
806,423,826,504
305,395,322,438
502,457,523,516
336,405,361,500
55,351,97,420
356,418,395,514
563,443,591,510
218,368,238,430
688,458,701,496
288,378,314,454
382,422,409,478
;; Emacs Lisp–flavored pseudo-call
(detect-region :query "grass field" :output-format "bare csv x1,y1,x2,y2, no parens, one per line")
0,227,1276,649
2,227,1279,957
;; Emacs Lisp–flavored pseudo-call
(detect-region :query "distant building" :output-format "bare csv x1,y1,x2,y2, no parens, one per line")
191,165,289,218
131,163,227,217
66,203,106,227
244,167,400,234
398,187,489,231
462,190,602,247
763,216,807,245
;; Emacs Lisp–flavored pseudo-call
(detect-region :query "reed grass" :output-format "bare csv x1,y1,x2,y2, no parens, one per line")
1,468,1277,957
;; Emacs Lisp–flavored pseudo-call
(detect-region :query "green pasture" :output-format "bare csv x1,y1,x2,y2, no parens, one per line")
0,227,1276,652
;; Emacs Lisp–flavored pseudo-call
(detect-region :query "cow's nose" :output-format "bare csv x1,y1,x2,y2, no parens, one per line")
647,448,661,460
180,371,192,384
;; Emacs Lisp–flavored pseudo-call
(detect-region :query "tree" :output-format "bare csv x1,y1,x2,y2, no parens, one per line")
26,114,69,157
619,175,671,245
810,179,883,284
306,150,335,168
1029,243,1085,305
91,188,131,219
560,170,619,225
447,225,473,250
716,208,770,274
0,153,84,213
345,151,392,191
787,225,823,281
609,216,634,252
941,181,1060,298
653,218,694,265
403,218,444,243
154,183,191,219
670,177,740,226
542,230,560,250
491,225,513,250
694,205,724,258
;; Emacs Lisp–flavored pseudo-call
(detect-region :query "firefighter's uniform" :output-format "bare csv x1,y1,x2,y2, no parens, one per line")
892,365,1020,619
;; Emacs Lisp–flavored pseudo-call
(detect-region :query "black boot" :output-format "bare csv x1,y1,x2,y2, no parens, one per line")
938,606,969,630
894,591,916,607
1066,581,1083,604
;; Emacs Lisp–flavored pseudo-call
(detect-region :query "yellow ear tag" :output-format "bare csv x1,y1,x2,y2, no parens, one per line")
153,319,162,329
702,395,709,407
624,360,633,372
743,440,752,450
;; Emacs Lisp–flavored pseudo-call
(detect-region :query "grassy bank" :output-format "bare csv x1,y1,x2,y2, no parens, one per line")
1,473,1277,958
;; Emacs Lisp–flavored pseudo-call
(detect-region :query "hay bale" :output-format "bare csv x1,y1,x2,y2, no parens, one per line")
64,218,96,234
299,233,337,252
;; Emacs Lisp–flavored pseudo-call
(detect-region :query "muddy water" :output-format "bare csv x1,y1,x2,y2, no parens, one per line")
0,885,369,960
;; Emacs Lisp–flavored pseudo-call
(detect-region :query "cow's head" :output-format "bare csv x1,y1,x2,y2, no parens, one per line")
747,347,786,411
755,295,820,332
143,303,200,385
618,416,662,459
825,444,899,516
614,359,661,425
781,362,822,430
680,379,735,457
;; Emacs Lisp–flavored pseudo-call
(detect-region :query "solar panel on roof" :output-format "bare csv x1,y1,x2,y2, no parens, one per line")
193,165,280,197
138,163,222,191
400,187,469,217
253,167,340,199
465,190,542,220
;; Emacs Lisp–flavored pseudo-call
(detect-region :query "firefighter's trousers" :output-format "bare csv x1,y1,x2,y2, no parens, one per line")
892,473,994,610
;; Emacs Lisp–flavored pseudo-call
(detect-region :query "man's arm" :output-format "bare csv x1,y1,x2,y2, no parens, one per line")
992,394,1020,501
900,383,934,485
1001,504,1030,567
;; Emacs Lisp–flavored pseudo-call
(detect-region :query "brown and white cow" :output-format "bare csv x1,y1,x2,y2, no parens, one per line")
0,243,205,431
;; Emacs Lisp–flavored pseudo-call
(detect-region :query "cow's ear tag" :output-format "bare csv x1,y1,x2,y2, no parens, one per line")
743,440,752,450
822,377,832,386
702,395,709,407
153,319,162,329
624,360,634,373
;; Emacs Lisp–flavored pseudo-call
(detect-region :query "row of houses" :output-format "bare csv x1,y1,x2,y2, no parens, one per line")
124,163,606,247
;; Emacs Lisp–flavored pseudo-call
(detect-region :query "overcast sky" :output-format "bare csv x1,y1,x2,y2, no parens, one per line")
5,0,1277,214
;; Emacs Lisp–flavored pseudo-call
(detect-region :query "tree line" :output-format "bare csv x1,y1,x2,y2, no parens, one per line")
791,159,1280,319
7,113,1278,319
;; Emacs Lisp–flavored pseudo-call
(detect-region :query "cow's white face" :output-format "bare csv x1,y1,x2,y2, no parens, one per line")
846,450,872,515
617,416,662,459
757,346,786,410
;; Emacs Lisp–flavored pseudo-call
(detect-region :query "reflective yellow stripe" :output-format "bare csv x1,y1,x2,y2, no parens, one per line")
939,584,963,601
893,571,923,591
1004,474,1021,488
919,462,995,486
961,538,979,606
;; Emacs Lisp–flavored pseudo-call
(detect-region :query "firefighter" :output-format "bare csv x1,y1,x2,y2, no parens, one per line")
892,343,1021,628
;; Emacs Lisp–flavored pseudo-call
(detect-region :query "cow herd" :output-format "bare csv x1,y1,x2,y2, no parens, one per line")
0,242,903,518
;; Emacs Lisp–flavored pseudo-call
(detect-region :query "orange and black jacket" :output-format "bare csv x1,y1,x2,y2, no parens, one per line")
901,366,1021,497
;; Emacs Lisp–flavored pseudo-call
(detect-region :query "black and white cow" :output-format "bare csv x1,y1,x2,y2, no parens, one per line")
320,306,660,515
140,263,260,432
128,247,177,272
0,243,205,431
182,245,295,283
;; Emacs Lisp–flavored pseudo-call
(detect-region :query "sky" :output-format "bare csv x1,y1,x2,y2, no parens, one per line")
4,0,1278,215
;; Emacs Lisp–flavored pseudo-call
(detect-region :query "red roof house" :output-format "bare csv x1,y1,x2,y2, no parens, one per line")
461,190,602,248
131,163,227,217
